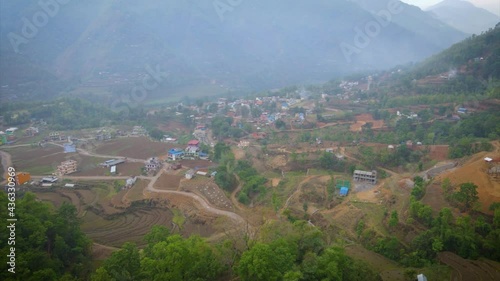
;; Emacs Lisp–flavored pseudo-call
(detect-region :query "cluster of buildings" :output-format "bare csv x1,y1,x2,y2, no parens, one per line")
167,140,208,161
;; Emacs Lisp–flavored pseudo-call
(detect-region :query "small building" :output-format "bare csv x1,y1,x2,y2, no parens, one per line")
339,187,349,196
170,163,182,170
41,177,58,183
168,148,185,161
16,172,31,185
145,157,162,173
101,159,125,167
187,140,200,147
185,169,195,180
196,171,208,177
417,274,427,281
457,107,468,114
5,127,18,135
353,170,377,184
110,165,117,174
25,127,39,136
63,143,77,153
49,132,62,141
57,160,78,176
126,177,137,188
64,183,76,188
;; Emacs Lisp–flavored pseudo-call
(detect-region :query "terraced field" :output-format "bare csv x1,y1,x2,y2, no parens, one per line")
82,208,175,247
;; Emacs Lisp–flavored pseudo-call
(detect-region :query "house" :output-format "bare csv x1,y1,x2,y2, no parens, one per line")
185,169,195,179
5,127,18,135
125,177,137,188
168,148,185,161
25,127,39,136
457,107,468,114
353,170,377,184
57,160,78,176
185,140,200,157
16,172,31,185
49,132,62,141
145,157,162,173
199,152,209,160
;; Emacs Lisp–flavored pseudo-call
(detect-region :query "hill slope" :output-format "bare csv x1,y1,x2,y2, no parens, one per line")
0,0,468,101
427,0,500,35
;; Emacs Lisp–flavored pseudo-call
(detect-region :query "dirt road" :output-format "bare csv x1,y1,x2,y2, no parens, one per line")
146,166,248,226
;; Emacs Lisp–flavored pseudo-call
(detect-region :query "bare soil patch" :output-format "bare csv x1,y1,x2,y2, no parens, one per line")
9,145,68,174
95,137,168,159
438,151,500,214
181,177,233,210
350,114,384,132
427,145,449,161
157,120,190,134
179,159,216,170
125,179,148,202
154,174,183,190
421,182,458,216
438,252,500,281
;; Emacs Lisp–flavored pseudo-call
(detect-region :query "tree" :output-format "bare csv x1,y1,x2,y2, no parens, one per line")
275,120,286,130
100,243,141,281
389,211,399,228
237,241,295,281
453,182,479,211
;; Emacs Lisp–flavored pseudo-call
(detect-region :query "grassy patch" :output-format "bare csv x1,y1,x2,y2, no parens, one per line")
351,202,389,236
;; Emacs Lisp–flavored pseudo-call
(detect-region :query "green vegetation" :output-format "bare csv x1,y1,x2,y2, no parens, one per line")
93,221,381,281
0,192,92,280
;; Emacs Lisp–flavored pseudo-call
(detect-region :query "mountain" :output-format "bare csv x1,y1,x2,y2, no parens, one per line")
426,0,500,34
0,0,468,102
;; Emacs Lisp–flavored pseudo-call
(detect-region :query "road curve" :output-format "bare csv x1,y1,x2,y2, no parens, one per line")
146,167,248,226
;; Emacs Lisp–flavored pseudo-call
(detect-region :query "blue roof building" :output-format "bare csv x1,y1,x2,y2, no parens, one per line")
340,187,349,196
64,143,77,153
168,148,185,160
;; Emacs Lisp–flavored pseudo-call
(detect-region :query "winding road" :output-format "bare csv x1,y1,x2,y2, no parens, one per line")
146,166,248,226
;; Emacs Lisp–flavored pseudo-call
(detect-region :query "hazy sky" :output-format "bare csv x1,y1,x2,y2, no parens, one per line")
402,0,500,16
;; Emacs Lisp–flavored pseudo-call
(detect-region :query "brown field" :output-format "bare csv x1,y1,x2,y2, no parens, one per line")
421,181,458,215
35,191,71,207
438,252,500,281
157,120,190,134
350,114,384,132
154,174,183,190
33,186,216,248
179,159,216,170
125,179,148,202
110,190,128,208
181,177,233,210
95,137,169,159
428,145,449,161
8,145,68,174
438,151,500,214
